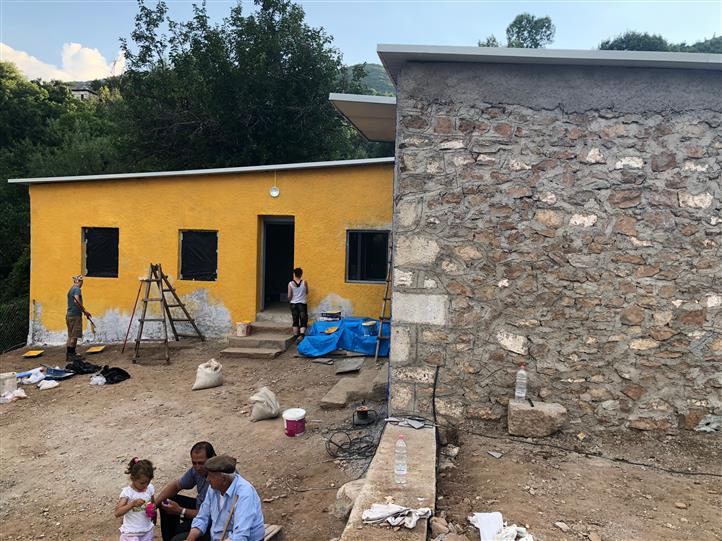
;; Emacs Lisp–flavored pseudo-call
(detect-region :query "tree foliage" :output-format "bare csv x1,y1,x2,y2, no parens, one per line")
600,31,722,53
479,13,555,48
117,0,384,171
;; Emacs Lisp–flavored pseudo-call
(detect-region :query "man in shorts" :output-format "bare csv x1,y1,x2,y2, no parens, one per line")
66,275,91,362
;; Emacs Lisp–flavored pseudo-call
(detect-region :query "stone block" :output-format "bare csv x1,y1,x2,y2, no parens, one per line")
496,330,528,355
390,326,411,366
395,235,441,266
393,292,448,325
333,479,366,520
508,400,567,437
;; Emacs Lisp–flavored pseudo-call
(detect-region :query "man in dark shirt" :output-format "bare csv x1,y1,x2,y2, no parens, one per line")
66,275,91,362
154,441,216,541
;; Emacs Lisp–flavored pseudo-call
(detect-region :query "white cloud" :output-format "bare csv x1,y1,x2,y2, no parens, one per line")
0,42,125,81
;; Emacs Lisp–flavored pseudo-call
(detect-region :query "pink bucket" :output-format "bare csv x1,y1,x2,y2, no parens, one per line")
282,408,306,437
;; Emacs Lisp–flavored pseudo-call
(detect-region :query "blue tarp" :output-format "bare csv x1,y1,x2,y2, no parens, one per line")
297,317,390,358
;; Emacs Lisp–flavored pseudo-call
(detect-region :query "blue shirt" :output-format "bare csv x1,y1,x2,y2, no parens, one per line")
191,474,264,541
178,467,210,508
67,286,82,316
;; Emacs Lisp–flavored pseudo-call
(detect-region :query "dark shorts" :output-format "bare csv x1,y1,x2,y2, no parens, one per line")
66,315,83,339
290,303,308,329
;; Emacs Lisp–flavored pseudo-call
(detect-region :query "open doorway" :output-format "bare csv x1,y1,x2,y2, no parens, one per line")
260,217,295,312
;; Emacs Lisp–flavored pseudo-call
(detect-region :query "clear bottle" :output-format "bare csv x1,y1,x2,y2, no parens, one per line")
515,363,528,400
394,435,408,485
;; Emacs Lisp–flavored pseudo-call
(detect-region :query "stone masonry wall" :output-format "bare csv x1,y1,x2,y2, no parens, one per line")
390,62,722,431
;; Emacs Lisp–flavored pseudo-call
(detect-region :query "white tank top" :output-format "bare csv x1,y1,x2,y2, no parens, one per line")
289,280,307,304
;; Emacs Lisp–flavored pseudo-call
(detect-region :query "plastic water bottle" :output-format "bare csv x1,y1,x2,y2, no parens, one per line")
394,435,408,485
515,363,528,400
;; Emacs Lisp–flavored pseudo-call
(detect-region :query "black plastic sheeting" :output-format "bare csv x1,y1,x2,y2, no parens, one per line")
84,227,119,277
180,230,218,281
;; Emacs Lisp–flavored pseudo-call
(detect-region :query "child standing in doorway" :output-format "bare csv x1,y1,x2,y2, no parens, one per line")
288,267,308,342
115,458,156,541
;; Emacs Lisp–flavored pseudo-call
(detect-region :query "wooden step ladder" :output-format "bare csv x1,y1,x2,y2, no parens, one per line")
133,263,205,364
373,235,393,364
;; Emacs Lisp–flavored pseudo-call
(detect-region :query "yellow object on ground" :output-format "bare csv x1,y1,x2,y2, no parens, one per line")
22,350,44,358
324,327,340,334
86,345,106,354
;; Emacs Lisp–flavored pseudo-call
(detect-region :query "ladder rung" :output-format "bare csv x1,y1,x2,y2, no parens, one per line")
139,318,165,322
138,338,168,342
162,288,176,293
176,333,201,338
143,297,163,301
171,319,191,323
166,303,182,308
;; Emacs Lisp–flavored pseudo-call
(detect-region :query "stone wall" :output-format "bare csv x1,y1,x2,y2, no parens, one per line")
390,62,722,431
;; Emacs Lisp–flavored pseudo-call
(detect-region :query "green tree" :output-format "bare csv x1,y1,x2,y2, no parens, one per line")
479,13,555,48
600,31,670,51
118,0,384,171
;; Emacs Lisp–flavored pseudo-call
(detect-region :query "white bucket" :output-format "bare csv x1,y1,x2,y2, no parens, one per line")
0,372,17,395
236,321,252,337
282,408,306,437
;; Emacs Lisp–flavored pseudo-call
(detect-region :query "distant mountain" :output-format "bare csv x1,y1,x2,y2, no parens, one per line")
345,63,395,96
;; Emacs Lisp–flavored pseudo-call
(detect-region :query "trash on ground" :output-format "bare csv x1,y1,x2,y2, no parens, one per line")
22,350,44,358
44,366,75,380
0,388,28,404
250,386,280,421
90,374,106,385
100,366,131,385
554,521,571,532
85,345,106,354
361,503,431,528
20,368,46,385
37,380,59,390
695,414,720,433
487,451,504,459
66,358,101,374
191,358,223,390
469,511,503,540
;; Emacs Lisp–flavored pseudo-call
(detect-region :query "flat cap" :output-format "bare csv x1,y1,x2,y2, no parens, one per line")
205,455,237,474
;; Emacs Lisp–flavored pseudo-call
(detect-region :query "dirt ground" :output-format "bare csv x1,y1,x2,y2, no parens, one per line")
0,342,382,541
2,342,721,541
437,424,722,541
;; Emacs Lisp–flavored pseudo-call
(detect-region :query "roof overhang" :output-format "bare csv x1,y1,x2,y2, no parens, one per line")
329,93,397,143
8,157,395,185
377,44,722,85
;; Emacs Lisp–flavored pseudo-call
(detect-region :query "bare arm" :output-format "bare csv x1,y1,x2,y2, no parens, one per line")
73,295,91,318
287,283,293,301
185,528,204,541
153,479,182,505
115,496,145,517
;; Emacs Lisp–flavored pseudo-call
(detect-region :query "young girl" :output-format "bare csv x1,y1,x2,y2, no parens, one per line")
115,457,156,541
287,267,309,342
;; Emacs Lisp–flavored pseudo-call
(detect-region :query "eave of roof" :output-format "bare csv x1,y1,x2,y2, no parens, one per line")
8,157,395,185
329,93,397,143
378,44,722,85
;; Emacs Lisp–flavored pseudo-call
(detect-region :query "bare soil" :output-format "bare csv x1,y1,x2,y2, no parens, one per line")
437,423,722,541
0,342,379,541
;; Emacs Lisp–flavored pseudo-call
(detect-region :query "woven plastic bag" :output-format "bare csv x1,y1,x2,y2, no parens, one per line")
192,359,224,391
249,386,280,421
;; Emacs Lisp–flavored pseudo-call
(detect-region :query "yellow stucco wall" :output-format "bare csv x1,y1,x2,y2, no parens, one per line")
28,162,392,341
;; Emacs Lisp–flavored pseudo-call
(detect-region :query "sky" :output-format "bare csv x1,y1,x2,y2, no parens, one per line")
1,0,720,81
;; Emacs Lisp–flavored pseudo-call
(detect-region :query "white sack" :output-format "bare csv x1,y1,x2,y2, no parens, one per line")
192,358,224,391
249,386,280,421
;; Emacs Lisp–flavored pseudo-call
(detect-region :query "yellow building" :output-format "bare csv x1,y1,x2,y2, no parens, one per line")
12,158,394,343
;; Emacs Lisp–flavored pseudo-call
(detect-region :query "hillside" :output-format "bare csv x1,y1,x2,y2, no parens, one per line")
345,63,395,95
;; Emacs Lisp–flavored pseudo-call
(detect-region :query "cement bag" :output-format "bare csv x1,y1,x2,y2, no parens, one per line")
249,386,280,421
192,359,224,391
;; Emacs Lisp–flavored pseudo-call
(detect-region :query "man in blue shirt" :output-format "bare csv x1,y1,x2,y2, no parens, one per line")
155,442,216,541
66,275,91,362
183,455,264,541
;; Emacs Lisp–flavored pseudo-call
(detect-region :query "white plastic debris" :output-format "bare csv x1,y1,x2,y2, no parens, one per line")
695,415,721,433
37,380,59,390
90,374,107,386
21,368,46,385
469,512,503,540
0,388,28,404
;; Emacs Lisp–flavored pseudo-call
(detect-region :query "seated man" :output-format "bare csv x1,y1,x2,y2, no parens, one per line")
154,441,217,541
180,455,264,541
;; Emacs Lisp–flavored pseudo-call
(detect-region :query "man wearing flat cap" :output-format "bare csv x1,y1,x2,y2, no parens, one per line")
176,455,264,541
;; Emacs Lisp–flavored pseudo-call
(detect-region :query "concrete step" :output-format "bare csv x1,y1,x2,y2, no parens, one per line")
321,364,387,409
220,347,283,360
255,310,290,324
227,333,295,350
250,321,295,335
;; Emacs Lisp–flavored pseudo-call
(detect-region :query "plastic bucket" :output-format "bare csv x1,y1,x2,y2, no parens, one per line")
0,372,17,395
282,408,306,437
236,321,252,337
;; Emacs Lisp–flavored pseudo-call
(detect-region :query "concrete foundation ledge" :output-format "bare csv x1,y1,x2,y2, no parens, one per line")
340,424,436,541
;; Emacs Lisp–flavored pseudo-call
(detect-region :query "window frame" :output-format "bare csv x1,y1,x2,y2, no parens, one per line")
179,229,219,282
345,229,390,284
82,226,119,278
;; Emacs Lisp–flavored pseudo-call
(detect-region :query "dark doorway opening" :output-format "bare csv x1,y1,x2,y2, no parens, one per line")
262,219,295,309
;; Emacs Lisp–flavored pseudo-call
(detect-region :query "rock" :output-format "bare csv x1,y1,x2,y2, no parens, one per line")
651,152,677,171
430,516,450,537
588,532,603,541
613,216,637,236
678,191,713,209
554,521,571,532
443,534,470,541
621,305,645,325
569,214,598,227
332,479,366,520
496,330,528,355
535,209,563,228
674,502,688,509
629,339,659,351
622,384,646,401
608,190,642,208
508,400,567,437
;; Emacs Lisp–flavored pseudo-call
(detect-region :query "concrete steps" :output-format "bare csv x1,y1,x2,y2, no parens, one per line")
250,321,294,335
220,347,283,359
227,332,294,350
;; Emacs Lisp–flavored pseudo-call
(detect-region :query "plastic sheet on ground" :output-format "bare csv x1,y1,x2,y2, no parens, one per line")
297,317,390,358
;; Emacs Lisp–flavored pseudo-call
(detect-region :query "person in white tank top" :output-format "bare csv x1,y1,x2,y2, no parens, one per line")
287,267,309,341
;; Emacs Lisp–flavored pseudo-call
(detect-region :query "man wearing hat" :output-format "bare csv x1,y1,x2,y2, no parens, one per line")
66,275,91,362
177,455,264,541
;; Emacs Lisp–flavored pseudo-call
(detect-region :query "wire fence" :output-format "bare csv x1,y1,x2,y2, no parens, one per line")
0,297,29,353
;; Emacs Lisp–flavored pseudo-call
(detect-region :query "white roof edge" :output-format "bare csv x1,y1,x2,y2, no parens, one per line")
329,92,397,105
377,43,722,83
8,157,395,185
